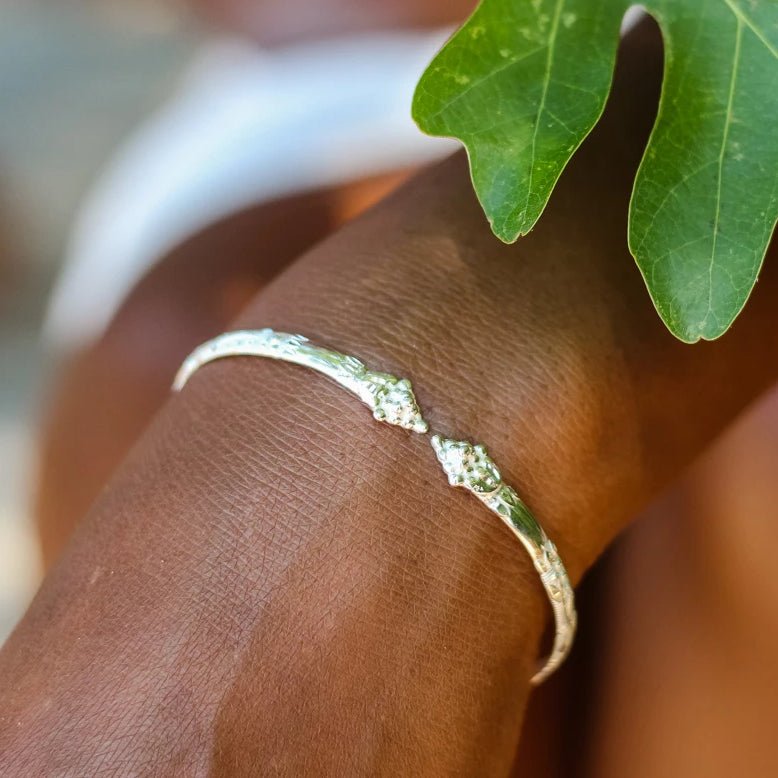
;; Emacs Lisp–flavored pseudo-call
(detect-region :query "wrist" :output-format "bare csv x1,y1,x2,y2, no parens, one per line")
230,154,637,582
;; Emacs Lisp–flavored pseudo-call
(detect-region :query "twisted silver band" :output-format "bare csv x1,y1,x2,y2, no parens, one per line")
173,328,576,684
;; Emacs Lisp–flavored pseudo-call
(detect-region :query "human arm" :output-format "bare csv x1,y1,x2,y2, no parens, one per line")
3,24,778,776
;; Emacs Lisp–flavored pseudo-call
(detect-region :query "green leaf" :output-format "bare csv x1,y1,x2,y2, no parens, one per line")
630,1,778,341
413,0,778,342
725,0,778,56
413,0,628,242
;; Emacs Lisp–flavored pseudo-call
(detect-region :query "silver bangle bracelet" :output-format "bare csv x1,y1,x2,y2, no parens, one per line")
173,328,576,684
430,435,576,684
173,329,429,433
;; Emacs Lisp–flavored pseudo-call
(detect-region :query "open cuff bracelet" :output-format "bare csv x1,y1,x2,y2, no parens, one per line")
173,328,577,685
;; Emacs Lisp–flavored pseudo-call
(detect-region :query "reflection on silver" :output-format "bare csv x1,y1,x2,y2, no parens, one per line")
173,328,428,433
431,435,576,685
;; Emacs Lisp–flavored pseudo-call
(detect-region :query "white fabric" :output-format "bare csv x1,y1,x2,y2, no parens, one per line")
44,30,456,350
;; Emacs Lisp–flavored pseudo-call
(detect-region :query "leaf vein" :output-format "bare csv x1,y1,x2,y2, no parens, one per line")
722,0,778,58
703,16,743,329
517,0,566,230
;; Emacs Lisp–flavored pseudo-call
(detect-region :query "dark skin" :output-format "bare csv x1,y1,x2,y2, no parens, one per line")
590,393,778,777
36,172,408,567
3,24,778,775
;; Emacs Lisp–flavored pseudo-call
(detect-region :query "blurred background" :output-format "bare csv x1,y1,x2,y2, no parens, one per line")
0,0,198,639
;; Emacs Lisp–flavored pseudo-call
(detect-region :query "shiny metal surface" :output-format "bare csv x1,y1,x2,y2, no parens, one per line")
430,435,576,685
173,329,429,433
